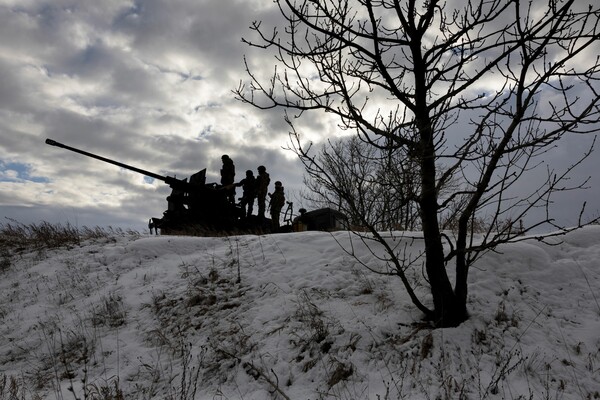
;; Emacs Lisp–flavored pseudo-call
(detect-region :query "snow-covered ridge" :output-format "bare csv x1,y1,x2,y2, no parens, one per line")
1,227,599,399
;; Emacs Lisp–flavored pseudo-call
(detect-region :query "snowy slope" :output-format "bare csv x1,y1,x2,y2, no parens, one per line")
1,227,599,399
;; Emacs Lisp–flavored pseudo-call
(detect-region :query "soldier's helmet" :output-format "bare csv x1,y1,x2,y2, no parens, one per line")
246,170,253,176
258,165,266,172
275,181,282,187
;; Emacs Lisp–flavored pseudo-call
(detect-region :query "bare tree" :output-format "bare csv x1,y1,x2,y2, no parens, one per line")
302,136,420,231
235,0,600,327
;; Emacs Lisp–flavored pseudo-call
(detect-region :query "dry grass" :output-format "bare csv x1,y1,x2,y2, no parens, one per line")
0,219,138,252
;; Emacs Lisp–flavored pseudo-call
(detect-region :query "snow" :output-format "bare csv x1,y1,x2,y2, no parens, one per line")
1,226,599,399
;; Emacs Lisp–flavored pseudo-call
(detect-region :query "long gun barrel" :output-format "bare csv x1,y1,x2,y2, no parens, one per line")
45,138,183,187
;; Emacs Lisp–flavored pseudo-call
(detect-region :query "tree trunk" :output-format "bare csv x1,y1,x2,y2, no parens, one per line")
418,128,468,327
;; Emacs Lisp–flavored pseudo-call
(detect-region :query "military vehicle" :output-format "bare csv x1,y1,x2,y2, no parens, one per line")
291,207,348,232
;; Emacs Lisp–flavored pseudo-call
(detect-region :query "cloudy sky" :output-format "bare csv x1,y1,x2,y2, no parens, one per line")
0,0,312,231
0,0,598,232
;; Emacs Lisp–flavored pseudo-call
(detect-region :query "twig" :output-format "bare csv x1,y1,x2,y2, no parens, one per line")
242,362,291,400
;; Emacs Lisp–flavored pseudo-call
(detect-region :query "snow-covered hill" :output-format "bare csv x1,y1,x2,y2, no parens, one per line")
1,227,599,399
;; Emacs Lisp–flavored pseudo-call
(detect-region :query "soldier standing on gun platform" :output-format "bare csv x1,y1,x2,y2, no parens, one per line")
220,155,235,203
256,165,270,219
235,170,256,218
268,181,285,231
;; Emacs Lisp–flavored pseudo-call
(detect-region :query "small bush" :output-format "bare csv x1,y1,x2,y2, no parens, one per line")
294,290,329,345
91,293,127,328
83,379,125,400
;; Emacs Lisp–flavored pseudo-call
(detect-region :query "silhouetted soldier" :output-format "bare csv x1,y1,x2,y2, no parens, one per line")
220,155,235,203
235,170,256,218
256,165,270,219
268,181,285,230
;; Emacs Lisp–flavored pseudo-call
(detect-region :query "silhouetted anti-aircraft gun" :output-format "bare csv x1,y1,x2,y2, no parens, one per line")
45,138,245,234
